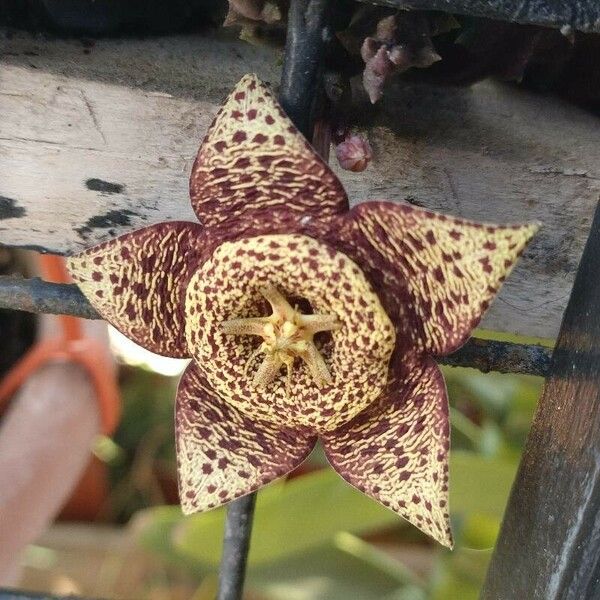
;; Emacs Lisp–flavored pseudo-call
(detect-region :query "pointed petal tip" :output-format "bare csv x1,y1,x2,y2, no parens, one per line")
179,498,197,516
499,220,540,263
176,363,317,514
512,220,540,239
67,222,204,358
190,72,348,226
230,73,265,98
178,480,259,515
327,458,454,549
407,512,454,549
66,254,80,276
526,220,541,237
429,518,454,549
237,72,261,87
323,358,452,548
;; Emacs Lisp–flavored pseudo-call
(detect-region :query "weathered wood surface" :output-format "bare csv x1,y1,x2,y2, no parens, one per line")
367,0,600,33
0,32,279,250
482,201,600,599
1,32,599,339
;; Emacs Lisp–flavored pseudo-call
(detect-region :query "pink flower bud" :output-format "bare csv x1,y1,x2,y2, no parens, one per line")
335,134,373,172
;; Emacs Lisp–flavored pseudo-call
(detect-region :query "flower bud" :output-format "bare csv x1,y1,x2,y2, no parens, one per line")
335,134,373,172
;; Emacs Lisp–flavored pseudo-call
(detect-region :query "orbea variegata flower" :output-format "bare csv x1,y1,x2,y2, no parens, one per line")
68,74,537,548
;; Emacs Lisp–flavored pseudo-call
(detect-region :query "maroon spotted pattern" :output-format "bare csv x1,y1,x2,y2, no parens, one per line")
330,202,537,355
189,74,349,227
69,221,205,357
176,363,317,512
184,234,395,433
323,356,452,547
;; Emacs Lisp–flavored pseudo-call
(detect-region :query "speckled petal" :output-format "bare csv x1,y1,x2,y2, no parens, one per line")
68,221,205,357
176,363,316,513
185,234,396,433
322,356,452,548
333,202,538,355
189,74,348,227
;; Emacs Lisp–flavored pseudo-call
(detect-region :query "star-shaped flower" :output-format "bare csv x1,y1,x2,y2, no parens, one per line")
68,74,537,548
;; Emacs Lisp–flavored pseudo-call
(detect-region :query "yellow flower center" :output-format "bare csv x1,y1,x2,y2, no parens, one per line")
185,233,396,433
221,285,341,395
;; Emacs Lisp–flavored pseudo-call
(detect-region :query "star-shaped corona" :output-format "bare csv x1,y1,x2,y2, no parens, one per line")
221,285,341,394
68,73,538,548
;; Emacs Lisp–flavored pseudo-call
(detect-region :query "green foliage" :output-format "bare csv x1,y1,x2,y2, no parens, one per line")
102,366,179,522
134,450,516,561
135,469,401,567
449,452,517,520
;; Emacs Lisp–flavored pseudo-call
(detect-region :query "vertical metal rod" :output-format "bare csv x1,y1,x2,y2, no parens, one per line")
216,494,257,600
482,201,600,599
279,0,330,138
216,2,330,599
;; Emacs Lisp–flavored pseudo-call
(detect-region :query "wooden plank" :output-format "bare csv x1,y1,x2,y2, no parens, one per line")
482,202,600,599
1,32,599,339
0,32,280,250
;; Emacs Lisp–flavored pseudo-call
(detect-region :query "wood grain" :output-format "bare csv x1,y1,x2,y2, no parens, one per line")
1,32,599,339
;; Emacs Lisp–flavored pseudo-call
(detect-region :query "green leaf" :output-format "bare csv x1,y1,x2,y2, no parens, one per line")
135,451,517,570
249,543,409,600
449,451,517,519
333,532,425,587
173,469,401,566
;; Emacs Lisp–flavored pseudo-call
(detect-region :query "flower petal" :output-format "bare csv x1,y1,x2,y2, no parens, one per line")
333,202,538,355
176,363,316,513
189,74,348,227
322,356,452,548
68,221,205,357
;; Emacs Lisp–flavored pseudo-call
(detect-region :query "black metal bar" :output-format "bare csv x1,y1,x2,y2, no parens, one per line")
279,0,330,138
361,0,600,33
482,201,600,599
216,494,257,600
0,275,552,376
0,276,99,319
216,2,332,596
440,337,551,377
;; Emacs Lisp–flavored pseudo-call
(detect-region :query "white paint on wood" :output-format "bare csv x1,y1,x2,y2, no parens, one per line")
1,32,599,339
